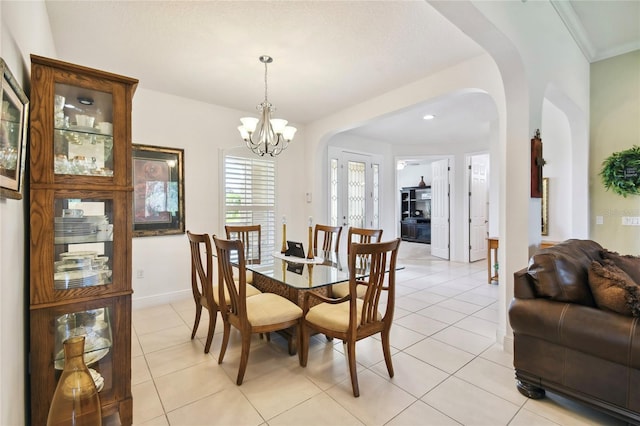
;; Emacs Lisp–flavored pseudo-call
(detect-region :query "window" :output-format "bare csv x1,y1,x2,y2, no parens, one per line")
223,154,276,262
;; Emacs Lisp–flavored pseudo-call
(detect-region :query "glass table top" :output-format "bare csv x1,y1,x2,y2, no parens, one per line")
246,251,347,290
245,250,403,290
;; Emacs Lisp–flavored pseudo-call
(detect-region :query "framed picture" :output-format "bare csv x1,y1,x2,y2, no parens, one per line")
132,144,185,237
0,58,29,200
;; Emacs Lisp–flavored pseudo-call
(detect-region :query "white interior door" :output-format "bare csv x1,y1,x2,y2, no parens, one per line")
469,154,489,262
430,159,450,259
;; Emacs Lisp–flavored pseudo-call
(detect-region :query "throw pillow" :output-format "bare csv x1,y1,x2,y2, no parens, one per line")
601,249,640,285
588,260,640,317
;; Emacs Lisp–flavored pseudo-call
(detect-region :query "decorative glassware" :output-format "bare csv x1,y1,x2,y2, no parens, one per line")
47,336,102,426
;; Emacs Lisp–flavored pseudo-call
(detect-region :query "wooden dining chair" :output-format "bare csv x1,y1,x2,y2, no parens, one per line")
187,231,261,354
213,235,303,385
313,224,342,255
331,227,383,299
299,238,401,397
225,224,261,264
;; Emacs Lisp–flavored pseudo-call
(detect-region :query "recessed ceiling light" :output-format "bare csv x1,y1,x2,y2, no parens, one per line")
423,114,435,120
77,97,94,105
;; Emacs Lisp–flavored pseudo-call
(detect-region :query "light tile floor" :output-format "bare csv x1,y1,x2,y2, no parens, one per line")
130,243,626,425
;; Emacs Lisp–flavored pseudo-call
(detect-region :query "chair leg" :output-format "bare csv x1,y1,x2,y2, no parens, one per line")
381,328,394,378
298,323,307,367
236,331,252,385
218,321,231,364
203,309,217,354
346,340,360,397
191,303,202,339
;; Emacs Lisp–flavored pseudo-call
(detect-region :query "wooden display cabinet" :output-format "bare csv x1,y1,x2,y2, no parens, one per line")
29,55,137,425
400,186,431,244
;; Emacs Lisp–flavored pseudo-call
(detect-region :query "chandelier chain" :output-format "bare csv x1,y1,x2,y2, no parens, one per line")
238,54,296,157
264,60,269,103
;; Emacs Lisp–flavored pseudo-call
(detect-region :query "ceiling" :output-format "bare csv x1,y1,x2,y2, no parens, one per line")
45,1,639,149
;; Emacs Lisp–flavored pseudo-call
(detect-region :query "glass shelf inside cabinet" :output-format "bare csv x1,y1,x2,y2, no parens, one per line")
54,197,113,290
54,307,113,394
53,83,114,176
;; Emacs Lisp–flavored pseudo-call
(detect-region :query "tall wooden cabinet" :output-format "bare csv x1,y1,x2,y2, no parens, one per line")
29,55,138,425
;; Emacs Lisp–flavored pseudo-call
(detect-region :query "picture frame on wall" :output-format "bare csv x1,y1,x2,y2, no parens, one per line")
0,58,29,200
132,144,185,237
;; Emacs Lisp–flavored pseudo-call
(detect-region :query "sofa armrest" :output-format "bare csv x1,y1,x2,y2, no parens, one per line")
514,268,536,299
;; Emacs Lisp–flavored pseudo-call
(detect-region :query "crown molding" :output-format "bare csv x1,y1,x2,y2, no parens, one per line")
550,0,596,62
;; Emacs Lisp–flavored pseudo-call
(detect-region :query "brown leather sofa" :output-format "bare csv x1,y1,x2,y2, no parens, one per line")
509,239,640,424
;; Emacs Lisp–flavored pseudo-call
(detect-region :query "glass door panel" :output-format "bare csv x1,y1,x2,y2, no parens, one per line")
53,83,114,176
54,307,114,395
54,197,113,290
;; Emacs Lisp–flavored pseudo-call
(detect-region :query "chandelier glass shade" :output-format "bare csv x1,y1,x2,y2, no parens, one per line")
238,55,297,157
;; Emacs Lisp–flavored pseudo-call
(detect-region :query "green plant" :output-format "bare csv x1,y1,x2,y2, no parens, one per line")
600,145,640,197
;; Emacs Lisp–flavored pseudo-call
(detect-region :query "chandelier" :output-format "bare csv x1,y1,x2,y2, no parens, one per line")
238,55,297,157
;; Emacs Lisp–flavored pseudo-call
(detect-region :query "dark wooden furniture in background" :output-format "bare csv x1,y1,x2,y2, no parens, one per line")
29,55,137,425
400,186,431,243
531,129,544,198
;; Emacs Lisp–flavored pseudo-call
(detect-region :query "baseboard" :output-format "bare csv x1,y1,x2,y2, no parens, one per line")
132,289,191,309
502,334,514,354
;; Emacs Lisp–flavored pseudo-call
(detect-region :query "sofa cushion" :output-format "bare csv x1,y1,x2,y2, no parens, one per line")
601,249,640,285
527,239,602,306
588,260,640,317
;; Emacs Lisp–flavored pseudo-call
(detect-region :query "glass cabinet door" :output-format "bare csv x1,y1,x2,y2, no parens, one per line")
29,294,131,425
54,307,114,394
53,83,114,177
54,196,114,290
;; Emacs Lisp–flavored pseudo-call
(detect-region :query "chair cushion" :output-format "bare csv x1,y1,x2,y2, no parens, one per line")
306,299,372,333
601,249,640,285
331,282,367,299
246,293,302,327
588,260,640,317
233,266,254,284
213,283,261,305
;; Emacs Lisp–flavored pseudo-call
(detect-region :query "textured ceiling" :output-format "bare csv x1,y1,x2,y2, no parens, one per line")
45,1,639,148
45,1,485,125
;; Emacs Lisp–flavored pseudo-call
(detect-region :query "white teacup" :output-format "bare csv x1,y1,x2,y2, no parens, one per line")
75,114,95,128
97,122,113,135
54,95,66,112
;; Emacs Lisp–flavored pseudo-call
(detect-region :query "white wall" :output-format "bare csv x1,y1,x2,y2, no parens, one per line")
541,98,573,241
398,163,432,188
131,88,308,307
432,0,590,349
1,2,56,424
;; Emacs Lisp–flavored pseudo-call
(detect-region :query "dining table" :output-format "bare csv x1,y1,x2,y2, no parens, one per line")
245,250,403,355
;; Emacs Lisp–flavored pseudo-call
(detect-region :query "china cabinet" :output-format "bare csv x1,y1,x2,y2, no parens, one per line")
29,55,137,425
400,186,431,244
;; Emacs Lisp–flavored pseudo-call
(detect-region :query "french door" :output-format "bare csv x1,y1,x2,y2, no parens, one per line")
469,153,489,262
328,149,380,253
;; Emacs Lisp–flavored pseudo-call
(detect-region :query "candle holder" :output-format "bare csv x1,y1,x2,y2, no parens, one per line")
307,225,314,259
281,222,287,253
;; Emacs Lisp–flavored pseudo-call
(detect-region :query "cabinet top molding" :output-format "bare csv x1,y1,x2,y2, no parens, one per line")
31,54,139,89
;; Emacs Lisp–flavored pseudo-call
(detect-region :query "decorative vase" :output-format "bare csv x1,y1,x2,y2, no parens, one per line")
418,176,426,188
47,336,102,426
